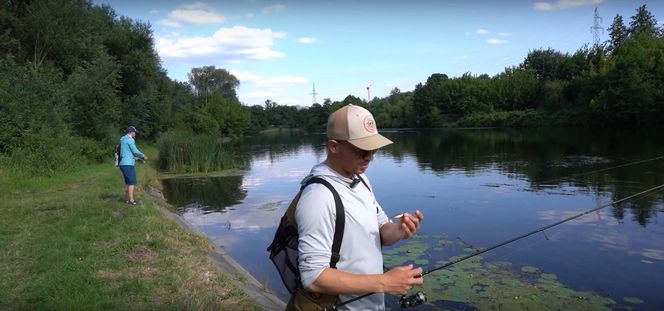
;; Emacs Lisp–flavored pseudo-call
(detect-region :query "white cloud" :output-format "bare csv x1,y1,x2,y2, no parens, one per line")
476,28,490,35
160,2,225,27
297,37,319,44
454,55,469,60
156,26,286,62
487,38,508,45
229,70,261,82
160,19,182,28
498,32,512,37
229,70,308,104
263,4,285,14
533,0,604,11
245,12,255,18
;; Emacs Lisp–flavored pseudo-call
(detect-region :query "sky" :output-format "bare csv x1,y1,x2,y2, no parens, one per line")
94,0,664,107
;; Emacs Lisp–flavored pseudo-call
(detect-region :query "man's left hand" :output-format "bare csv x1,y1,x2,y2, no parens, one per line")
399,210,423,239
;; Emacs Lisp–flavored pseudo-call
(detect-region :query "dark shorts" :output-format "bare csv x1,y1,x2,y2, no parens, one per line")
119,165,137,185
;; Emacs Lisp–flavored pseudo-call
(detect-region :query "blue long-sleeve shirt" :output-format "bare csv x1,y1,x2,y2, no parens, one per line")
118,134,145,166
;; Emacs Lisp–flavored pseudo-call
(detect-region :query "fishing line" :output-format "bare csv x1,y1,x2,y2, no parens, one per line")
326,183,664,310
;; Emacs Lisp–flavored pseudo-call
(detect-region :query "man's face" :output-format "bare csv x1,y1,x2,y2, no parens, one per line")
335,140,377,176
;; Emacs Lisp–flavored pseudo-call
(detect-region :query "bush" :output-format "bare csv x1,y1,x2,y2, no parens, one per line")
5,128,85,177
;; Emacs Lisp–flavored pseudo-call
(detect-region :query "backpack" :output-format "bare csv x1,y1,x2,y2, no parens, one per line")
114,143,122,167
267,176,371,295
267,177,345,296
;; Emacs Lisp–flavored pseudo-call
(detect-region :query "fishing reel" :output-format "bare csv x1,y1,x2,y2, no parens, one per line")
399,291,427,308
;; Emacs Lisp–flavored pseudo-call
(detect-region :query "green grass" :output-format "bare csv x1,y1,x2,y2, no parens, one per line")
0,150,261,310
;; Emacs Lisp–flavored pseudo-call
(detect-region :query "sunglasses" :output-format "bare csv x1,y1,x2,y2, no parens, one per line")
339,140,376,158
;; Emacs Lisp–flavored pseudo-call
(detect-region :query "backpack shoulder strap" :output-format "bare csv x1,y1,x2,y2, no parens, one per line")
302,177,345,269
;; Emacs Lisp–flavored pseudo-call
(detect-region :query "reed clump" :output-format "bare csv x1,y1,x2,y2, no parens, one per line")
157,130,246,174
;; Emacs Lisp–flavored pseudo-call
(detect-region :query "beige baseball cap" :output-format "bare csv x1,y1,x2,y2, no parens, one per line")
327,104,393,151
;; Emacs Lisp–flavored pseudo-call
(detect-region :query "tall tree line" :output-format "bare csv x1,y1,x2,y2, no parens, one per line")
371,5,664,128
250,5,664,131
0,0,248,175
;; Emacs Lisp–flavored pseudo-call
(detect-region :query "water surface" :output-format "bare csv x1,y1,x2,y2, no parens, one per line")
161,128,664,310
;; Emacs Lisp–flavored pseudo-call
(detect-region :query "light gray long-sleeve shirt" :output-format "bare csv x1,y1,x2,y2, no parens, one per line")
296,163,389,310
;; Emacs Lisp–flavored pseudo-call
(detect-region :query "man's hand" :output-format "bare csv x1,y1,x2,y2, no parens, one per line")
380,210,424,246
382,264,423,295
398,210,424,239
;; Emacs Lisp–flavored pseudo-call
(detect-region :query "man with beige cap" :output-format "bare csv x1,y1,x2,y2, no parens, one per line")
293,104,424,310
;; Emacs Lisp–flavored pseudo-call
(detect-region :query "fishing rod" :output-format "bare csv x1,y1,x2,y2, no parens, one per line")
324,182,664,310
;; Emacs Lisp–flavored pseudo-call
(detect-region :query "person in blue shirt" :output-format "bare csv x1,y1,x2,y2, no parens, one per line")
118,126,148,205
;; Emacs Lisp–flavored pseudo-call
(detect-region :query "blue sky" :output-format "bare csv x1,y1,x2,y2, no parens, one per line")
94,0,663,107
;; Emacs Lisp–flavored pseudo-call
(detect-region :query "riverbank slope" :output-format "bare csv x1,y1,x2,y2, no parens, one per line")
0,155,272,310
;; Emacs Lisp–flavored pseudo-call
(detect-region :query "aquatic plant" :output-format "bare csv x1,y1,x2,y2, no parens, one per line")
383,234,617,310
157,130,247,173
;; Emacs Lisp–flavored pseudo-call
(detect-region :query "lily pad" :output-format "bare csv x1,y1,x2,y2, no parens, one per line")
383,234,615,310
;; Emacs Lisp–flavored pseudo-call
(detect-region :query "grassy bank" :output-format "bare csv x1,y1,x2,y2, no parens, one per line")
0,150,260,310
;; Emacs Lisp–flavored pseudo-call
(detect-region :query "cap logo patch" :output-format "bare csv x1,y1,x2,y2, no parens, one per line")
363,116,377,133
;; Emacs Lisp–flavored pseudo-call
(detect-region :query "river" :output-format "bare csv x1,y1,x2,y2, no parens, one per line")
161,128,664,310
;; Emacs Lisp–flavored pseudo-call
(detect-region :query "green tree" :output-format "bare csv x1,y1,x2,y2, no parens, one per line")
608,14,628,52
341,94,363,106
65,52,122,140
14,0,102,72
0,58,68,152
590,34,664,124
412,73,449,127
203,92,250,137
188,66,240,105
628,5,659,37
492,67,538,111
521,48,565,81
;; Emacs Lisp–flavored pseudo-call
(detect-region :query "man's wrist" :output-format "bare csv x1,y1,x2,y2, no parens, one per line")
376,273,388,293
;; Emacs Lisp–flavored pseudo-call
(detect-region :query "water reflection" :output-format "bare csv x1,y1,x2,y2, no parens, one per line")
160,175,247,213
380,128,664,225
239,129,327,165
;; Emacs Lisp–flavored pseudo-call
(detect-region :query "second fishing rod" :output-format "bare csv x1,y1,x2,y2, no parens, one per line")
323,182,664,310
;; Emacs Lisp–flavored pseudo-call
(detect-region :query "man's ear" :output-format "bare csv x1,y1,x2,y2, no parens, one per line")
328,139,341,154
